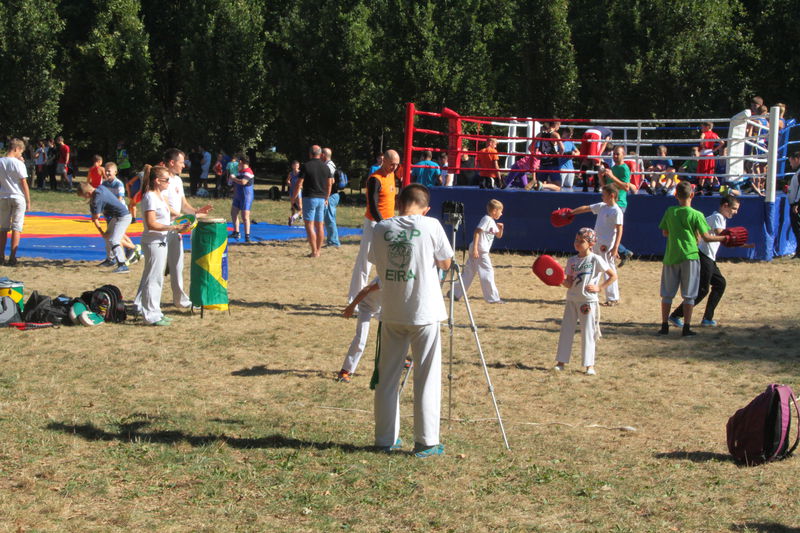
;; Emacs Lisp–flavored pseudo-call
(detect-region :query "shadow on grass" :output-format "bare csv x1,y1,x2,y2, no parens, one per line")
228,299,340,317
654,451,734,463
46,420,376,453
13,259,85,269
231,365,330,378
731,523,800,533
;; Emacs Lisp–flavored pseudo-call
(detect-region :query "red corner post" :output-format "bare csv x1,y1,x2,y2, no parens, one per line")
441,107,462,176
402,102,416,187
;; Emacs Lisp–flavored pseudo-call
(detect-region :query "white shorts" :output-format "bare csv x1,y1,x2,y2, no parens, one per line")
660,260,700,304
0,197,26,232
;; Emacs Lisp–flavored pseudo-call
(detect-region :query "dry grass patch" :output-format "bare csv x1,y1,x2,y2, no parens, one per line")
1,192,800,531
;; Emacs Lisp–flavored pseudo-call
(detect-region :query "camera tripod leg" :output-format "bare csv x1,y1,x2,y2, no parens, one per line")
447,262,511,451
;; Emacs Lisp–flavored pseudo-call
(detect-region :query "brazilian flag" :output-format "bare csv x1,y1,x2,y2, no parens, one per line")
190,221,229,311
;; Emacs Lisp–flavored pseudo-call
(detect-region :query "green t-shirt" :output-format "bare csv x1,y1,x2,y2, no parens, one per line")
658,205,711,265
610,164,631,209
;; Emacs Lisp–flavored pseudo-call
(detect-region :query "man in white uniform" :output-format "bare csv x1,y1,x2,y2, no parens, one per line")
0,139,31,266
369,184,453,457
162,149,211,307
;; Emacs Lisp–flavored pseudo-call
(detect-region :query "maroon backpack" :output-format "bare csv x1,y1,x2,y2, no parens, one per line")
727,384,800,466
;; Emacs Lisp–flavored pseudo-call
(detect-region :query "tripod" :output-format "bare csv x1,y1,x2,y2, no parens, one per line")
441,210,510,451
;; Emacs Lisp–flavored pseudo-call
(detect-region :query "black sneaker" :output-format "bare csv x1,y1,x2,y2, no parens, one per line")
658,324,669,335
229,231,240,240
98,258,115,267
618,250,633,267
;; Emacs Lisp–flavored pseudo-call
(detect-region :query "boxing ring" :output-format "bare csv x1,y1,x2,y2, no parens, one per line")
403,104,798,260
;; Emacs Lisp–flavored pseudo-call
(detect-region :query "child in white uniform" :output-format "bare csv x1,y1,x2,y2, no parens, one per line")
453,199,504,303
554,228,617,375
569,184,624,305
337,278,382,383
369,184,453,457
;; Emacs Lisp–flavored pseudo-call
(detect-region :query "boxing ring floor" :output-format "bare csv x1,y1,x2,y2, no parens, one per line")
10,212,362,261
428,188,796,261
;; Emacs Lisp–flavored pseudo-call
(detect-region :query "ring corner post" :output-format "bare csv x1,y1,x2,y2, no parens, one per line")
403,103,416,187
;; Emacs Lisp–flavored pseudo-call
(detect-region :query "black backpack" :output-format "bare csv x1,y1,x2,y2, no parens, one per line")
22,292,73,325
81,284,127,323
0,295,22,326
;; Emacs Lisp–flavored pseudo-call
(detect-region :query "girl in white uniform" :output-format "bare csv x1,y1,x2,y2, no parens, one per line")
135,165,190,326
554,228,617,375
569,184,624,305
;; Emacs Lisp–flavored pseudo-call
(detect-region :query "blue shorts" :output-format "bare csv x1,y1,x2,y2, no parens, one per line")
303,197,326,222
233,190,254,211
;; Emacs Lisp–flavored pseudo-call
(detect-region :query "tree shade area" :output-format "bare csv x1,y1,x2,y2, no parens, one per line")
0,0,797,168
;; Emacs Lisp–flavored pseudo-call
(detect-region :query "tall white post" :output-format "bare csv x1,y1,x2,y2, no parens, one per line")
728,109,750,179
766,106,780,203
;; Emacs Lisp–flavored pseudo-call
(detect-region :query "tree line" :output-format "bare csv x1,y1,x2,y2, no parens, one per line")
0,0,797,173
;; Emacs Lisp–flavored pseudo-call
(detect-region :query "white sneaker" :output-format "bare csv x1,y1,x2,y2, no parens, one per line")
553,364,564,372
585,368,596,376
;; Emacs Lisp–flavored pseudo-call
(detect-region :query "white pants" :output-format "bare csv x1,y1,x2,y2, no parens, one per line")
136,239,168,324
167,231,192,307
556,300,601,368
341,307,378,374
597,245,619,302
348,218,377,302
453,253,500,303
374,322,441,448
105,214,132,264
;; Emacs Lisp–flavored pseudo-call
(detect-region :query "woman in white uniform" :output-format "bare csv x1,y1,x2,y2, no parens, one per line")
136,165,190,326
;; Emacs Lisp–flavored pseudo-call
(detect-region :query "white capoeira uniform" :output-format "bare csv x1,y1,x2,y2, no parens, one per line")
369,214,453,448
590,202,623,303
133,174,192,310
348,217,378,302
556,252,610,368
135,191,171,324
341,278,381,374
165,174,192,307
453,214,501,303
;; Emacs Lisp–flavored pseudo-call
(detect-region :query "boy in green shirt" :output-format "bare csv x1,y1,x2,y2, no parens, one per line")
658,181,726,336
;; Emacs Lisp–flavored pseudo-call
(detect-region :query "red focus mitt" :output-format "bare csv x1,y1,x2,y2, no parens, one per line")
721,226,748,247
550,208,574,228
532,255,566,286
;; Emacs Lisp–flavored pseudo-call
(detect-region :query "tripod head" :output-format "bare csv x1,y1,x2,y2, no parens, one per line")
442,201,465,232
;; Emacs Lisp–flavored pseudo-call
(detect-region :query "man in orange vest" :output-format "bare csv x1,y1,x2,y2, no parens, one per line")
347,149,399,304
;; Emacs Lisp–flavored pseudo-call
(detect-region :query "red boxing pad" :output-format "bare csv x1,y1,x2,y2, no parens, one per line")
550,208,574,228
721,226,748,247
532,255,566,286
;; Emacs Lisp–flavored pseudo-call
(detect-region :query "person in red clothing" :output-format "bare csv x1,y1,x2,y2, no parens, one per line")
697,122,724,194
579,126,612,192
55,135,72,191
87,155,104,188
476,138,501,189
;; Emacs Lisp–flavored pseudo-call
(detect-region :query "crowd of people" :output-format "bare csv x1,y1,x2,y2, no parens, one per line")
408,97,789,199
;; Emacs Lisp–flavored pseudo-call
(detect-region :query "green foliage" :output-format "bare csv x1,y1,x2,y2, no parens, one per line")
0,0,64,139
0,0,794,163
179,0,270,153
75,0,160,160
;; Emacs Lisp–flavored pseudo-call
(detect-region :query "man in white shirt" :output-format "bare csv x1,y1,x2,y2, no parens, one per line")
0,139,31,266
787,152,800,259
369,184,453,457
162,148,211,307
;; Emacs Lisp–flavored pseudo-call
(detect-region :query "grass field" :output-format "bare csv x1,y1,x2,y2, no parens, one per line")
1,186,799,532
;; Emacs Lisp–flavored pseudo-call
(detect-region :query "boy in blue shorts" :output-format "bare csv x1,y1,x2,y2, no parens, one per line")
229,155,255,242
658,181,726,336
